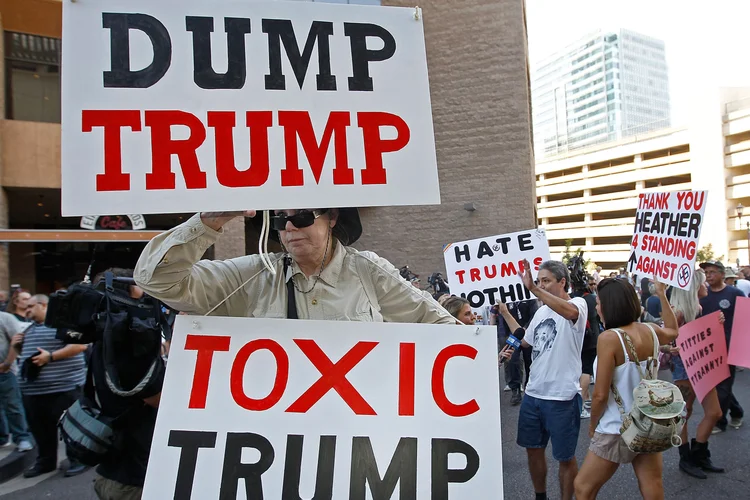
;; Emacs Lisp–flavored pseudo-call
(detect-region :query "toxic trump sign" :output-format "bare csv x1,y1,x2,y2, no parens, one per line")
61,0,440,216
143,316,503,499
627,190,707,290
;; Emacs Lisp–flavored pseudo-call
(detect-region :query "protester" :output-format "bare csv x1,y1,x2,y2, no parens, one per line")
699,260,745,433
574,277,678,500
443,296,475,326
89,269,165,500
643,282,662,322
668,268,724,479
578,281,601,419
592,266,602,284
498,260,587,500
16,295,88,478
0,311,33,452
134,209,457,324
724,268,742,289
6,289,32,323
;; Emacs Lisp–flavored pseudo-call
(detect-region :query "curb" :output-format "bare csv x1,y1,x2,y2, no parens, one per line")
0,449,37,484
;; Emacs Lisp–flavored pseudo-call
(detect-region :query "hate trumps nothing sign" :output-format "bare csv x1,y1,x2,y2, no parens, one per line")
62,0,440,216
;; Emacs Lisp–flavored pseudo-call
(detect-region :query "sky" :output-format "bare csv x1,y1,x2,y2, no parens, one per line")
526,0,750,126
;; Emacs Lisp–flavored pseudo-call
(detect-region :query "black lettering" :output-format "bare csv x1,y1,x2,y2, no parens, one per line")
219,433,275,500
633,210,646,233
264,20,336,91
168,430,217,500
688,214,702,239
498,285,517,304
454,244,471,263
186,17,252,89
281,435,335,499
483,288,498,305
431,438,480,500
517,233,533,251
666,212,680,236
466,291,485,308
344,23,396,91
349,437,417,500
477,241,494,259
677,213,689,237
102,13,172,88
494,237,511,254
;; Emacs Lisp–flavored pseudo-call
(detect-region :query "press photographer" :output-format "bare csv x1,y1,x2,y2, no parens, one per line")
48,268,169,500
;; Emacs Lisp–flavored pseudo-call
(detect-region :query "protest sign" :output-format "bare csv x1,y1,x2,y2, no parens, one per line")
677,311,730,403
729,296,750,369
143,316,503,499
443,229,550,308
62,0,439,216
627,190,707,289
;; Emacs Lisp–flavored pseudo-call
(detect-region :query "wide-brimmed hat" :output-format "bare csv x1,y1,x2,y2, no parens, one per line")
724,268,739,278
250,208,362,246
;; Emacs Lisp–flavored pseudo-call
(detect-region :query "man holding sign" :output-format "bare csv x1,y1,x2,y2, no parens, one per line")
700,260,745,434
498,260,587,500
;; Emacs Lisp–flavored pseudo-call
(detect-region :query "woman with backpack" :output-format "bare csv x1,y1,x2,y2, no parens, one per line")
574,277,680,500
668,268,725,478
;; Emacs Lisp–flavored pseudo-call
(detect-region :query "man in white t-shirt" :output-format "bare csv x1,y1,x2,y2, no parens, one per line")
499,260,587,500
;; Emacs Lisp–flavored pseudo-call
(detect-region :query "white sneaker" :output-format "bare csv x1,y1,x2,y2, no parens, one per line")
16,440,33,452
503,385,511,392
580,408,591,419
730,417,743,429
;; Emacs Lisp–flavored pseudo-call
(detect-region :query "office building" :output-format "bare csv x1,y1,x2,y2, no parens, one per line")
532,29,670,158
537,87,750,273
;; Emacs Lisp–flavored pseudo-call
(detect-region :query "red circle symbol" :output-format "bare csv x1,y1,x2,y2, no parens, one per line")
678,264,691,288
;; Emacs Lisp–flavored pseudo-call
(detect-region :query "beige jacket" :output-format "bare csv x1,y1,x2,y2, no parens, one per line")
134,214,456,324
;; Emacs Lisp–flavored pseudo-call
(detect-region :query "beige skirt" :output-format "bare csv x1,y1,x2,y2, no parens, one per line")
589,432,640,464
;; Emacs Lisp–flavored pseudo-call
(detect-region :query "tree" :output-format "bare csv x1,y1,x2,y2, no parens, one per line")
696,244,724,264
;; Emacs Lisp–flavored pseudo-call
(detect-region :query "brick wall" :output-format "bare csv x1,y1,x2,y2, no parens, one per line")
352,0,537,280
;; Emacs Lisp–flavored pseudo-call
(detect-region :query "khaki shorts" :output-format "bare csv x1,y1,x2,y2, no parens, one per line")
94,475,143,500
589,432,640,464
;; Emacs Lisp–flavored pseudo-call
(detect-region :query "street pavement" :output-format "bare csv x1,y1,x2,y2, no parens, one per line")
1,370,749,499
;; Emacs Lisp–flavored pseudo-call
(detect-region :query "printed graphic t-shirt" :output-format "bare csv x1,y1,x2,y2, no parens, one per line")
524,297,588,401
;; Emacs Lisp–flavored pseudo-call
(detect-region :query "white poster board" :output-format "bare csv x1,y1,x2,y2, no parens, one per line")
62,0,439,216
143,316,503,499
627,190,707,289
443,229,551,308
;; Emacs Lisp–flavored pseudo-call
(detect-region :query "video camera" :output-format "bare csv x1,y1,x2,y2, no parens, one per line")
45,272,175,345
427,272,450,297
567,251,589,294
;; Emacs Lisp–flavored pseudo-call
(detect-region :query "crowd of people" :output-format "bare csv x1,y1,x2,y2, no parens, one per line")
0,206,747,500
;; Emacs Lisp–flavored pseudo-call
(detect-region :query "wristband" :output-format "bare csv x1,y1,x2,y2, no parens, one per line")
49,352,55,362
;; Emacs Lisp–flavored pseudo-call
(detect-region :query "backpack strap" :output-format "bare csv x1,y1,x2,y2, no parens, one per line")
355,255,380,313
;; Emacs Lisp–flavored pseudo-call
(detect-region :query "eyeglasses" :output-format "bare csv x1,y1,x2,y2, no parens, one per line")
270,209,328,231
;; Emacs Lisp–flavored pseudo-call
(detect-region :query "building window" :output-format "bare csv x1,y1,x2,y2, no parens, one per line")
5,32,61,123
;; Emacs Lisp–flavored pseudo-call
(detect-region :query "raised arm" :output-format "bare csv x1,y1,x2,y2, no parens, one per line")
522,259,579,321
134,214,258,315
649,279,679,345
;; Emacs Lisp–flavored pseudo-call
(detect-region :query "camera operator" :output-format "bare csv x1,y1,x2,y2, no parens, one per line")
89,268,165,500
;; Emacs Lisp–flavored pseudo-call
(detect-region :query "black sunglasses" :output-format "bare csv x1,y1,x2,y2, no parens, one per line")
270,209,328,231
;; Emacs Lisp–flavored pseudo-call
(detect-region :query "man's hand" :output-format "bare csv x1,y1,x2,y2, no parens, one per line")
498,345,515,365
31,348,52,367
200,211,257,231
497,301,509,316
521,259,537,293
0,362,10,374
11,334,23,347
653,277,668,297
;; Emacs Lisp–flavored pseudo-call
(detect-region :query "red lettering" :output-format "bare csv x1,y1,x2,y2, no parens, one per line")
279,111,353,187
357,112,410,185
431,344,480,417
500,262,517,277
184,334,231,409
144,111,207,190
398,343,416,417
470,268,481,282
208,111,273,187
455,270,466,285
230,339,289,411
287,340,378,415
533,257,543,270
484,265,497,279
82,110,141,192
